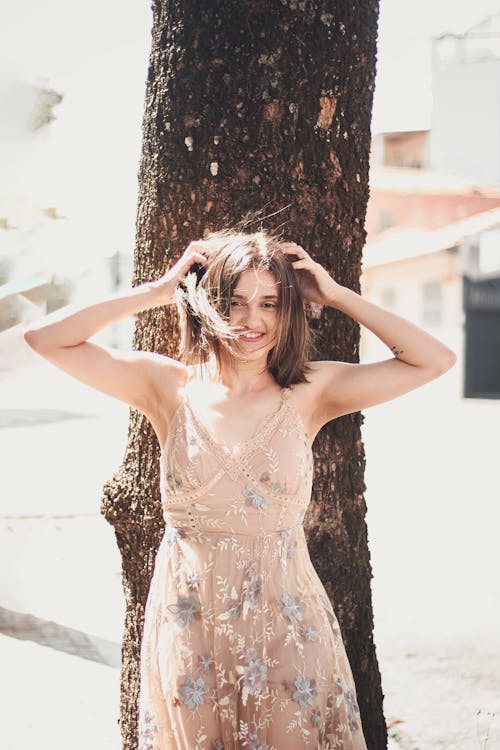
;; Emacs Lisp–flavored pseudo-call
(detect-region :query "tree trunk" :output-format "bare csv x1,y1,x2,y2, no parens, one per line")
100,1,387,748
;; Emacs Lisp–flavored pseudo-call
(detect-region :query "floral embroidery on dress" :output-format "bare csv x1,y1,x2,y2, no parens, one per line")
217,598,241,622
186,571,199,590
179,675,210,709
197,654,214,672
165,467,183,491
247,731,264,750
164,525,182,546
238,723,267,750
311,707,322,727
335,675,361,731
168,594,202,626
243,483,269,510
138,708,158,750
345,688,361,732
236,647,268,704
242,561,262,615
281,592,304,623
304,625,318,641
293,675,318,709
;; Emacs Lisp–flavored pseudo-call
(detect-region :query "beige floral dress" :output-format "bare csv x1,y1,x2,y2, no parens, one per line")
138,377,368,750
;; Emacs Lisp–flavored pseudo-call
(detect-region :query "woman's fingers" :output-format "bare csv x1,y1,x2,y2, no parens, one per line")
181,252,207,274
171,247,208,280
188,239,210,253
181,242,209,265
282,243,308,259
286,249,314,267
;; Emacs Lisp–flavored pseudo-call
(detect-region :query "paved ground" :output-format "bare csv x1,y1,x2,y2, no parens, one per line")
1,329,499,749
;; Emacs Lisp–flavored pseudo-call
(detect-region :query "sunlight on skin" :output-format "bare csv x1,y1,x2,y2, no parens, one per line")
229,268,280,357
186,268,284,435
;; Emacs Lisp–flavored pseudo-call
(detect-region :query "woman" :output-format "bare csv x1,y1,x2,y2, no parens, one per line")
24,227,456,749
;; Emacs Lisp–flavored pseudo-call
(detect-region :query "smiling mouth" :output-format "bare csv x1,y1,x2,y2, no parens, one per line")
239,332,265,341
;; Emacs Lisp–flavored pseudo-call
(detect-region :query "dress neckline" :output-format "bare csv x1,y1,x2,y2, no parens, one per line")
184,385,291,456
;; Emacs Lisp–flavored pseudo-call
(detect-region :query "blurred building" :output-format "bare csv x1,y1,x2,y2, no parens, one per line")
365,163,500,242
362,163,500,400
363,10,500,400
430,12,500,188
360,208,500,399
0,221,134,370
370,129,429,171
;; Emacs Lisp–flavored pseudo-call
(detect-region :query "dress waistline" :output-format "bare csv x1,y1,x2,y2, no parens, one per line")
161,523,304,541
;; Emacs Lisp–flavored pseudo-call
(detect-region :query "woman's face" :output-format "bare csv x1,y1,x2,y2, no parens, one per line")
228,268,280,358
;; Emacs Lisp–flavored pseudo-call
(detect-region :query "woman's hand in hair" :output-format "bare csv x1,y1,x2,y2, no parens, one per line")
150,240,210,303
281,243,343,307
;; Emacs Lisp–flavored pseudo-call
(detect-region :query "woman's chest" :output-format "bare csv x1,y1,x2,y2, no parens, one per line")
161,400,313,499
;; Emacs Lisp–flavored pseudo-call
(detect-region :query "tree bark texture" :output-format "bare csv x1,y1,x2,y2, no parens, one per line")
100,1,387,748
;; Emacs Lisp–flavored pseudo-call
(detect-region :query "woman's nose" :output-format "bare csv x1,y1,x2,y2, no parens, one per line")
240,305,262,326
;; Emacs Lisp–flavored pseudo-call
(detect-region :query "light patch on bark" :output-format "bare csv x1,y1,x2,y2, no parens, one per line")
320,13,334,25
236,167,250,181
329,149,342,179
307,302,323,319
317,96,337,130
264,100,283,124
184,114,199,128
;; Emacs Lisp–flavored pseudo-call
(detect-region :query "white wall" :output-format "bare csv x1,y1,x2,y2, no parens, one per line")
429,52,500,187
359,250,463,364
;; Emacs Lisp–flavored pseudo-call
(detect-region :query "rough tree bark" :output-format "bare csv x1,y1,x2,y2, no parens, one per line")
100,1,387,748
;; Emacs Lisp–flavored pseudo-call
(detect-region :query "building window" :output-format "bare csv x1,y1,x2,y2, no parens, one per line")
422,280,442,325
378,209,394,232
381,287,396,310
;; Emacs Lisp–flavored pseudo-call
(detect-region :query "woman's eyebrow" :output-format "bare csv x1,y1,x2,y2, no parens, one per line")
231,293,279,300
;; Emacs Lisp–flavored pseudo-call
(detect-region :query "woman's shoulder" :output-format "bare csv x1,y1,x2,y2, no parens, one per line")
289,359,343,413
301,359,346,387
292,359,336,390
288,361,325,407
142,354,189,414
143,352,188,387
287,360,349,440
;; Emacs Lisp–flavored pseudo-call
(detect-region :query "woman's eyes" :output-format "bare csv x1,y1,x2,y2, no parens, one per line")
229,301,277,309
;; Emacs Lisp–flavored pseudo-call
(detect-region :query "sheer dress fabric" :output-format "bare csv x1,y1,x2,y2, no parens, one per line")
138,374,368,750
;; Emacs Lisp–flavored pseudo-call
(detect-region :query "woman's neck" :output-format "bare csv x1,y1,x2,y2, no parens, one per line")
200,354,277,394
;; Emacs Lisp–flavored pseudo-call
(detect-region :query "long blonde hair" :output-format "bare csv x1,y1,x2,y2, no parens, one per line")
174,221,318,387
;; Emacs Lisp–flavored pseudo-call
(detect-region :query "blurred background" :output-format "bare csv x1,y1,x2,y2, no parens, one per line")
1,1,499,749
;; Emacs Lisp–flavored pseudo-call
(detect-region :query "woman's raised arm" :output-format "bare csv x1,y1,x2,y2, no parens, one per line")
23,242,209,414
281,242,457,426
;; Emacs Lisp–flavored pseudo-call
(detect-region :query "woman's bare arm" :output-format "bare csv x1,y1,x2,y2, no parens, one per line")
309,285,457,423
23,241,209,414
281,242,457,425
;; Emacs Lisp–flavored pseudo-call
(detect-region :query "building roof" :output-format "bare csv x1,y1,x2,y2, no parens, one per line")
362,206,500,268
372,129,429,137
432,10,500,40
0,276,51,302
369,166,500,196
